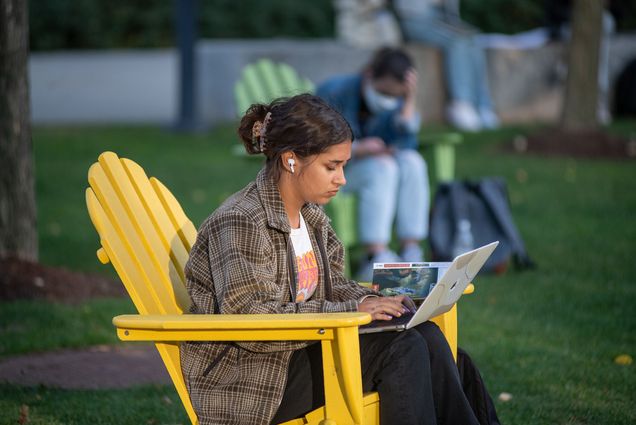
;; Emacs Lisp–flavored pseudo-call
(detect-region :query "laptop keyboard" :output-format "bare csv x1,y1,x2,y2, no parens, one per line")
359,312,414,330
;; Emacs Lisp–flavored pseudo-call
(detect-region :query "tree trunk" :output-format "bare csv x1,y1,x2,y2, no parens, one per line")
561,0,603,131
0,0,37,261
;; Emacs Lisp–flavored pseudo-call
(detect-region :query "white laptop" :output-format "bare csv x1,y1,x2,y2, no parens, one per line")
359,241,499,334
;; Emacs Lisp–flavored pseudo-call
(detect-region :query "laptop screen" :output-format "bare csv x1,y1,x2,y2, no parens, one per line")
372,262,452,299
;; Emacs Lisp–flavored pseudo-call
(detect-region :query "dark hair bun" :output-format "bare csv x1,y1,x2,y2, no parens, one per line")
235,94,352,181
238,103,270,155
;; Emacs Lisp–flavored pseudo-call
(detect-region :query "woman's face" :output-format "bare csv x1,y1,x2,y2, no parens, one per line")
295,140,351,205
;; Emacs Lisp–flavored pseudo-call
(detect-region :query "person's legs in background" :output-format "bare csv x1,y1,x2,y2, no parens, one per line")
466,36,499,129
393,149,429,262
400,16,483,131
342,154,400,281
598,10,615,124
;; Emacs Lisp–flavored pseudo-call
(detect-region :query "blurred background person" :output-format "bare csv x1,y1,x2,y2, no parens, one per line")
394,0,499,131
333,0,402,48
317,47,429,282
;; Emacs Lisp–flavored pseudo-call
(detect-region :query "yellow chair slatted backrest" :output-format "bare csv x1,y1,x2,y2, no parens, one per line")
87,152,378,425
86,151,198,423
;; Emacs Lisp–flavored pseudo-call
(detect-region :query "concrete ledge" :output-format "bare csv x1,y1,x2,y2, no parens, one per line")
489,34,636,123
30,50,177,124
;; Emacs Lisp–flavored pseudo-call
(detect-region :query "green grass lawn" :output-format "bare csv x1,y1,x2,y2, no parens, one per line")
1,122,635,424
0,384,189,425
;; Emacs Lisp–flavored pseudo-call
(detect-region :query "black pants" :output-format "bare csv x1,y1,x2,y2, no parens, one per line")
271,321,480,425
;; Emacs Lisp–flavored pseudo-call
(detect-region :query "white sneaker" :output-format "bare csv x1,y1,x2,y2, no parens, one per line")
598,104,612,125
356,250,400,283
400,243,424,263
478,107,499,129
447,101,482,132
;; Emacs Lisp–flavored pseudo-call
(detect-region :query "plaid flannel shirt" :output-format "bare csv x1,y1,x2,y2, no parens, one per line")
180,168,374,424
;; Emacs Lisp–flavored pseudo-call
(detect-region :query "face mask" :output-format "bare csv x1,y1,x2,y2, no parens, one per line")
363,82,400,114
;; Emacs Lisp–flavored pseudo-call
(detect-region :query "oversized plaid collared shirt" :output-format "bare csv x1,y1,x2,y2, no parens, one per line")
180,168,374,424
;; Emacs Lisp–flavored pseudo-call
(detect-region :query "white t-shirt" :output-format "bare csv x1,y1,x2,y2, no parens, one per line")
289,213,319,302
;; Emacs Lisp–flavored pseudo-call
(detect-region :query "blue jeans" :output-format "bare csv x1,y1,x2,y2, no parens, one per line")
399,8,494,110
342,149,429,245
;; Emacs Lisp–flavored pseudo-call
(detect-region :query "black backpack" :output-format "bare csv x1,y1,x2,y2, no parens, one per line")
615,57,636,118
429,177,535,273
457,347,502,425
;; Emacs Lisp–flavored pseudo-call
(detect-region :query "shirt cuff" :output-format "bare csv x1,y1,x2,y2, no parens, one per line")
357,294,380,309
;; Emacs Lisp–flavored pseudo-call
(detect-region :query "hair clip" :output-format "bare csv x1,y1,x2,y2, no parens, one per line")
259,112,272,152
251,121,263,151
250,111,272,152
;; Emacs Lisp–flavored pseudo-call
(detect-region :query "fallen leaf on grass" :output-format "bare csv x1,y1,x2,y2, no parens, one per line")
18,404,29,424
614,354,633,365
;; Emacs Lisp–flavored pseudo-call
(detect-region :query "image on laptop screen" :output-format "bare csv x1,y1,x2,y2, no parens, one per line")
372,262,452,299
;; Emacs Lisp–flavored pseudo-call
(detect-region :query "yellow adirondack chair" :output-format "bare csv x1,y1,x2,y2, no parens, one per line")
85,151,470,425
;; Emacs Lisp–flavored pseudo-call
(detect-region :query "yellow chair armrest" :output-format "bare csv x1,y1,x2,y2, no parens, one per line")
114,312,371,423
113,312,371,342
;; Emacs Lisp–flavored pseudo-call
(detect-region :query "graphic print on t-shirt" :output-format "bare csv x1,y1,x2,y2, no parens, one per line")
289,213,319,302
295,250,318,302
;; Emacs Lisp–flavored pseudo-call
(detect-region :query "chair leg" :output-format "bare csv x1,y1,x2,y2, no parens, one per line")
431,305,458,361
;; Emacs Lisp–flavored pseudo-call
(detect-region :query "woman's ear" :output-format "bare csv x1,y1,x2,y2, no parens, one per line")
280,151,296,174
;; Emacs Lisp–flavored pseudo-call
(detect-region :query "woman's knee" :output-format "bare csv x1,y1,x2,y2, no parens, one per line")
390,329,430,363
415,321,446,342
414,321,456,360
371,154,399,185
395,150,427,179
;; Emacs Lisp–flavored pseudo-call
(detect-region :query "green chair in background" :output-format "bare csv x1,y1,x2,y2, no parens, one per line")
234,58,315,117
421,132,463,183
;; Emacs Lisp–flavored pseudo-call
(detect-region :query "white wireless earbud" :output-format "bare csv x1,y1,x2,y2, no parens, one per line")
287,158,296,174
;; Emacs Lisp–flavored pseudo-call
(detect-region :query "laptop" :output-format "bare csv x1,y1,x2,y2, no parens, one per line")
371,261,453,300
359,241,499,334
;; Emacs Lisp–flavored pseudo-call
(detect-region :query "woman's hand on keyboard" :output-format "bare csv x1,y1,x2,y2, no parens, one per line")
358,295,412,321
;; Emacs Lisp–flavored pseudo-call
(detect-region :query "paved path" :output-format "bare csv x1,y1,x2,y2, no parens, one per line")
0,344,171,389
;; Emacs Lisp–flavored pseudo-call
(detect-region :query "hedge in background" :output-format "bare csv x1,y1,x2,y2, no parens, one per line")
462,0,544,34
30,0,174,50
29,0,334,51
462,0,636,35
29,0,636,51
